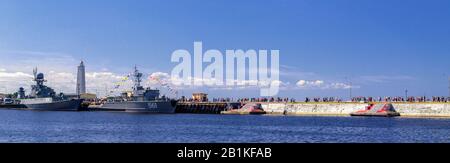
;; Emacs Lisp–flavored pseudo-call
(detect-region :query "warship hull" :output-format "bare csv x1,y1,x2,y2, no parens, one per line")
22,99,83,111
100,101,176,113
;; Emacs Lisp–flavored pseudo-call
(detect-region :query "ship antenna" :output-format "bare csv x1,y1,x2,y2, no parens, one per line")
132,65,143,91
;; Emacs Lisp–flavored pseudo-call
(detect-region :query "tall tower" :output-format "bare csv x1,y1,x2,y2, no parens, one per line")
77,61,86,95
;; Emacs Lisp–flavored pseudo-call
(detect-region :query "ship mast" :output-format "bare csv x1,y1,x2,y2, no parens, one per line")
132,65,143,95
32,67,46,86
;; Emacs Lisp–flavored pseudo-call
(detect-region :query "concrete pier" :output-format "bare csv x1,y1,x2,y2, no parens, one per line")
260,102,450,117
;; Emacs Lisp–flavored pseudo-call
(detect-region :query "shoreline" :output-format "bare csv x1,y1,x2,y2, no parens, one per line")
260,102,450,118
263,112,450,118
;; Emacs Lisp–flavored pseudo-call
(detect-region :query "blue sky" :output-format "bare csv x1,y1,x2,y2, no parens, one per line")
0,0,449,99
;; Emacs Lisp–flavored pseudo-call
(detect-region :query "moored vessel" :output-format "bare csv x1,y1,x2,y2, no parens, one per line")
350,103,400,117
221,103,266,115
19,68,83,111
99,66,177,113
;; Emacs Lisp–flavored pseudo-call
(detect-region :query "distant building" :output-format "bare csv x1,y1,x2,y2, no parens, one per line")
76,61,86,95
192,93,208,102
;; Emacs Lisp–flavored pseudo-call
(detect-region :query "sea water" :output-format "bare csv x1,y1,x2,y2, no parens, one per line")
0,109,449,143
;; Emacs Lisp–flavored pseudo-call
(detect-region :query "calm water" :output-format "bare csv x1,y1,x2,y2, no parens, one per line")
0,109,449,143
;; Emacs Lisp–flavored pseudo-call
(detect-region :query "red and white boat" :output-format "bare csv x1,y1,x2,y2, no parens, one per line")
222,103,266,115
350,103,400,117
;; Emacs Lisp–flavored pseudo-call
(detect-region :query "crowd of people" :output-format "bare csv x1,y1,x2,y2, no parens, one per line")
351,96,450,103
235,97,296,103
305,97,343,102
178,97,297,103
432,96,450,102
350,96,450,103
179,96,450,103
210,97,296,103
350,96,429,102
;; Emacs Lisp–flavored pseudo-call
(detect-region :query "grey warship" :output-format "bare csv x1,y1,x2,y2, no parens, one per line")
100,66,177,113
19,68,83,111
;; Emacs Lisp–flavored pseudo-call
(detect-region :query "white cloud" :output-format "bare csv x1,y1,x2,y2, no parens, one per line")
149,72,170,79
297,80,306,86
324,82,357,89
296,80,324,87
0,71,34,93
0,71,33,79
86,72,123,80
147,72,174,87
85,72,133,97
296,79,357,90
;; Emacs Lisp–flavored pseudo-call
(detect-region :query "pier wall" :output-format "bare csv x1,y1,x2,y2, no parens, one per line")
176,102,231,114
393,103,450,117
261,103,450,117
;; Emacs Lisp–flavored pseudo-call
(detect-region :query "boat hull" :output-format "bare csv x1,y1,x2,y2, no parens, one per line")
350,103,400,117
100,101,176,113
222,110,267,115
350,112,400,117
24,99,84,111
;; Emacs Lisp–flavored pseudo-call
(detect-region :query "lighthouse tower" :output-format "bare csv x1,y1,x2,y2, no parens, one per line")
76,61,86,95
